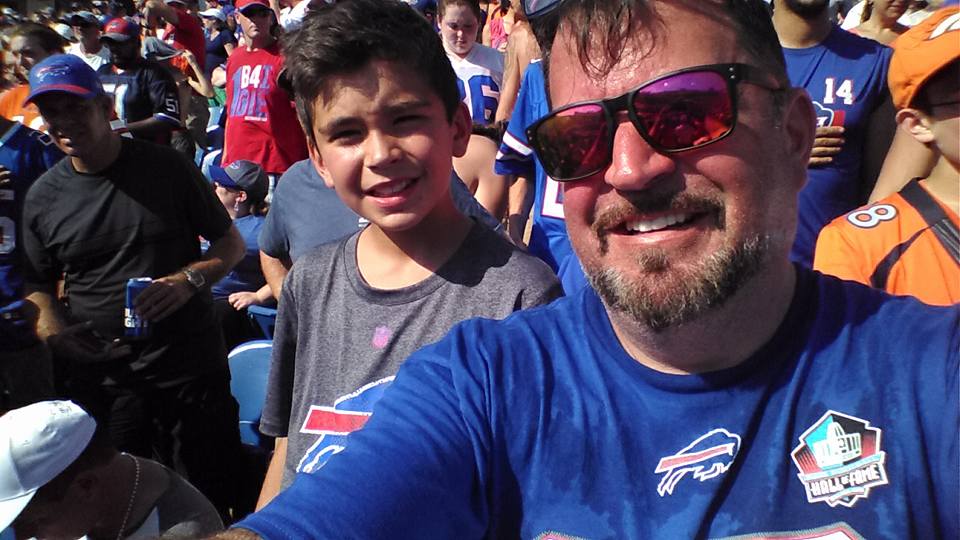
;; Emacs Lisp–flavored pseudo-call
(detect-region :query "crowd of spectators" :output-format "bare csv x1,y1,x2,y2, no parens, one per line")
0,0,956,537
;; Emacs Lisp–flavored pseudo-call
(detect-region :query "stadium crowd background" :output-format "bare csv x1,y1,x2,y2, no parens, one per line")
0,0,956,537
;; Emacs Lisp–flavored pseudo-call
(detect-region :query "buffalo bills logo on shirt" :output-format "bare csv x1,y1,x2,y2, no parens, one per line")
791,410,888,508
296,376,394,473
812,101,846,129
654,428,741,496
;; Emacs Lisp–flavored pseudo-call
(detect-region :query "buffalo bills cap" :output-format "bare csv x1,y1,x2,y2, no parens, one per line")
210,160,269,202
0,401,96,531
24,54,105,105
888,7,960,110
100,16,140,42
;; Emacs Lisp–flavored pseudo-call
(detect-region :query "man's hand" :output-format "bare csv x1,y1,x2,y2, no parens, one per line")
134,272,196,322
48,321,132,363
809,126,844,167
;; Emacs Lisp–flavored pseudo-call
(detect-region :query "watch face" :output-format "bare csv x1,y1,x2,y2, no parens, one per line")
185,269,205,288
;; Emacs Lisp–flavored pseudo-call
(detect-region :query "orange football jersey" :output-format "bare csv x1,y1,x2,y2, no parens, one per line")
814,179,959,306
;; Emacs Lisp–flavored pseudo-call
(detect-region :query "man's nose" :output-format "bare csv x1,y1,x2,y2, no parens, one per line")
603,118,677,192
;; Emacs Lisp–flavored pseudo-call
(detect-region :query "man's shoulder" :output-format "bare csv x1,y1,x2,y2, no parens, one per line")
807,268,959,343
826,26,892,61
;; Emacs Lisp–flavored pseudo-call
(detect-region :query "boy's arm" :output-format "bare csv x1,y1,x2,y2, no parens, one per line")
255,437,288,510
259,251,291,300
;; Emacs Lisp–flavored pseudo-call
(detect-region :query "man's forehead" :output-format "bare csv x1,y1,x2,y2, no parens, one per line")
547,2,741,104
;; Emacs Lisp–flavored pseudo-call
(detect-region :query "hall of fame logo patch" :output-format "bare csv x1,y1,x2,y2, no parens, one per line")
790,411,888,508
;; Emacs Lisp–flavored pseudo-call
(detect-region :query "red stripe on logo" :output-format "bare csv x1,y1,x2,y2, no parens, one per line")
655,443,735,472
301,406,371,435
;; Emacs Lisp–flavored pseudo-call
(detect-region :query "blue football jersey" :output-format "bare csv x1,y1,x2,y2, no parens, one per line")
0,122,63,347
784,27,892,267
495,61,586,293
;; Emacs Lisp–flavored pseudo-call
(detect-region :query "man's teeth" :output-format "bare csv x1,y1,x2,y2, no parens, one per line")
372,179,413,196
624,213,692,233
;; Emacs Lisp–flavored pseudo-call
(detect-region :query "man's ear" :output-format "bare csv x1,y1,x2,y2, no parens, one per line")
307,142,335,189
450,102,472,159
780,88,817,184
236,190,248,203
895,108,935,144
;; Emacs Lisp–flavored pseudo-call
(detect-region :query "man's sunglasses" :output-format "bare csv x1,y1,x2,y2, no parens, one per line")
525,63,784,182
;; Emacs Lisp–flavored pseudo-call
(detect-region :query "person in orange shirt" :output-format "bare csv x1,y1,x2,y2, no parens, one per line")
814,7,960,306
0,23,64,131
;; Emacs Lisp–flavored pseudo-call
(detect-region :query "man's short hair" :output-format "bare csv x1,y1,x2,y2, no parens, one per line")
11,23,66,54
281,0,461,148
538,0,787,88
438,0,482,21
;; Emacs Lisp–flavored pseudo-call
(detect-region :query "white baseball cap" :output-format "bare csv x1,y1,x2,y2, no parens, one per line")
0,401,96,531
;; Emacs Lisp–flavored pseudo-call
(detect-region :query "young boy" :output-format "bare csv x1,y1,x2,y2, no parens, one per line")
439,0,504,125
255,0,562,506
814,7,959,306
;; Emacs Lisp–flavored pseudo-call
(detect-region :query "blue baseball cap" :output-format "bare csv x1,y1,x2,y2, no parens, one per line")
24,54,104,106
210,160,268,202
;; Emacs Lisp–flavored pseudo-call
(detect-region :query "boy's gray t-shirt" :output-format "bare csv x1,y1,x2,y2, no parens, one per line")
260,223,562,486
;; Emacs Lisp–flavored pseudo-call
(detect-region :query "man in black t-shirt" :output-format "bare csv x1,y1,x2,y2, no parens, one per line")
98,17,182,145
20,54,245,520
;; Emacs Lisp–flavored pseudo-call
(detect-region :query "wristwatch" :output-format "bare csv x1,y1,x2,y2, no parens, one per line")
182,267,206,290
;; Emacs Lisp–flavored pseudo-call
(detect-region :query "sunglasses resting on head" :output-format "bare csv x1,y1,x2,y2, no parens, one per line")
525,63,785,182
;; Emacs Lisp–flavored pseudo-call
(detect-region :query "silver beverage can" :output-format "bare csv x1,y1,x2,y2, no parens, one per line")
124,277,152,338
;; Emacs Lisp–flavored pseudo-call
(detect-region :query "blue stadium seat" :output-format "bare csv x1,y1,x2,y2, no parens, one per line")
228,340,273,448
247,305,278,339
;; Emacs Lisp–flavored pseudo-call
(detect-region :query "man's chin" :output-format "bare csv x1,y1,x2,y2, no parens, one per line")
586,236,770,332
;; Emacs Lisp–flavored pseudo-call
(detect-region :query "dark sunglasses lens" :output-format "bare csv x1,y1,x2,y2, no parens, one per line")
632,70,733,151
533,103,608,180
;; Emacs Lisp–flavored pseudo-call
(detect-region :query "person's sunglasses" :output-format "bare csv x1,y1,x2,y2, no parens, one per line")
525,63,784,182
242,7,272,17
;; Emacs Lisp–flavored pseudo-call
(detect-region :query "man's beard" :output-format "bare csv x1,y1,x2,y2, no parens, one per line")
782,0,830,19
586,232,770,333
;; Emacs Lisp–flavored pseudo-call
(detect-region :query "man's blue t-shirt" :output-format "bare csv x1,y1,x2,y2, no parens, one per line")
239,268,958,539
495,61,587,294
783,26,892,266
212,214,266,300
0,122,63,349
258,159,365,263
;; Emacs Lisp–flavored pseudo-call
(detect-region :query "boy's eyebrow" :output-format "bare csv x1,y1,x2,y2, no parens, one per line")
319,98,436,134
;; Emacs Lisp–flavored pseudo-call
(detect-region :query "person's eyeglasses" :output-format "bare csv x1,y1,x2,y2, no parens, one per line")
525,63,784,182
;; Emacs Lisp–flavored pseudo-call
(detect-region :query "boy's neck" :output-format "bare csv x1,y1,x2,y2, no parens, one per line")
920,157,960,216
355,200,473,290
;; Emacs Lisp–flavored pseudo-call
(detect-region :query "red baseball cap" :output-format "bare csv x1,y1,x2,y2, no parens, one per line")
236,0,271,13
100,17,140,42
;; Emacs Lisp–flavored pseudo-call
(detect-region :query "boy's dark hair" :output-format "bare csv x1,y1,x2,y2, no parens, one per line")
12,23,66,54
281,0,461,148
438,0,482,21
